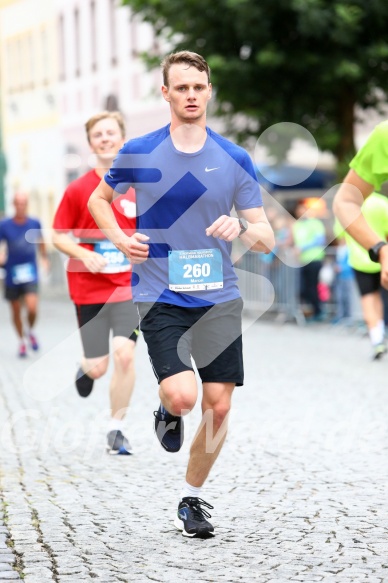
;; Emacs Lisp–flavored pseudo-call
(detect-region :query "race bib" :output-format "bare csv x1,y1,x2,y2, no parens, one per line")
94,241,131,274
168,249,223,291
11,262,36,284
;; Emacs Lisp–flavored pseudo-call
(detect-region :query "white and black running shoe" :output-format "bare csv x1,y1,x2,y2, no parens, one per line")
174,497,215,538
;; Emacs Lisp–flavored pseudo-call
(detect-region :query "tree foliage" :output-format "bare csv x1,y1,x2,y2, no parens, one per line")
123,0,388,165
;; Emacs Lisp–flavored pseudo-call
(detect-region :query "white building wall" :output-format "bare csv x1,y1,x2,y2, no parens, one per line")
55,0,169,196
0,0,63,221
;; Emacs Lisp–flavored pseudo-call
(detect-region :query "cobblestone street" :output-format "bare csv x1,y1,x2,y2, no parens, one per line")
0,294,387,582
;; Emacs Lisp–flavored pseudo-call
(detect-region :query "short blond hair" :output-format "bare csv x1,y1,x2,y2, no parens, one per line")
161,51,211,87
85,111,126,142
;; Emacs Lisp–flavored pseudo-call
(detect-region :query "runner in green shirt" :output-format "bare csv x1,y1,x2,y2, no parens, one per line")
334,122,388,358
334,121,388,286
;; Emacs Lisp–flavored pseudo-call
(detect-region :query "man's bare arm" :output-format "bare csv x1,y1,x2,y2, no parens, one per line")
333,169,388,288
52,230,107,273
205,206,275,253
88,179,149,264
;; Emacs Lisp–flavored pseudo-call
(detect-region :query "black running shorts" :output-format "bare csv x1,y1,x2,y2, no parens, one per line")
75,300,139,358
353,269,381,296
138,297,244,386
5,283,38,300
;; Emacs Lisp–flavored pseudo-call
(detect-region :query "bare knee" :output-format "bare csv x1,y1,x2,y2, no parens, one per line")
161,386,196,416
202,383,234,428
160,371,197,416
113,346,135,373
208,402,231,429
202,395,232,429
27,310,38,324
84,359,108,380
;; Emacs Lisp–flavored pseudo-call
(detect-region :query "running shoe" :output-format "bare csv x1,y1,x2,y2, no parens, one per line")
28,332,39,351
75,367,94,398
18,343,27,358
106,430,133,455
174,497,215,538
372,343,387,361
154,404,184,453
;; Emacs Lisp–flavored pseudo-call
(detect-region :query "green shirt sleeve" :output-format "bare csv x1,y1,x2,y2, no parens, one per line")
350,121,388,191
333,218,345,239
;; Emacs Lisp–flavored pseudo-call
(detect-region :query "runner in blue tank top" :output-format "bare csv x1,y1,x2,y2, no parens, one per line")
89,51,275,538
0,192,49,357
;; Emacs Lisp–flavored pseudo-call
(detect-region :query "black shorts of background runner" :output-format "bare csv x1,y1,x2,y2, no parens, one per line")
353,269,381,296
138,297,244,386
75,300,139,358
5,283,38,301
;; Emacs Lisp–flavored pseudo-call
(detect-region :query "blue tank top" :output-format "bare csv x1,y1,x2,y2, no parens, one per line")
0,217,42,287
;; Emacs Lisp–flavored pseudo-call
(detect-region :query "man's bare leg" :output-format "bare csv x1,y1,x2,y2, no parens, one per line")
186,382,235,487
10,299,24,339
109,337,136,419
173,381,235,538
106,336,137,454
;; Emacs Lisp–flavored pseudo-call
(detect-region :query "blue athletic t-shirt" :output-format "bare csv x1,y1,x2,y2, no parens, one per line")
104,124,262,307
0,217,42,287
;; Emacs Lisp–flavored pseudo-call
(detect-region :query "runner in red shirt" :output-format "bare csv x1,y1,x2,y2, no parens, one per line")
53,111,139,455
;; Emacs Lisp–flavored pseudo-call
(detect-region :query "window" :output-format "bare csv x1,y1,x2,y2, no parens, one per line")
58,14,66,80
129,11,138,57
90,1,97,71
6,40,15,93
41,27,49,84
16,38,22,90
105,94,119,111
109,0,117,65
74,8,80,76
27,33,34,88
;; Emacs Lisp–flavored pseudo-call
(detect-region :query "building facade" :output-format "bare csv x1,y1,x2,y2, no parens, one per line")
56,0,169,188
0,0,169,227
0,0,62,226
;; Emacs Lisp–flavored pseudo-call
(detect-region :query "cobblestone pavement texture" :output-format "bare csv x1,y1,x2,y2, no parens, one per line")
0,295,387,582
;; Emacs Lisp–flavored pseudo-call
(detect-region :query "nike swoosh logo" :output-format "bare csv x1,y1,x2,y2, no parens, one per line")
205,166,220,172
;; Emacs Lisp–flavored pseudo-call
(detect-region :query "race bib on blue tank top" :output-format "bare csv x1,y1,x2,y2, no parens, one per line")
168,249,223,291
11,262,36,284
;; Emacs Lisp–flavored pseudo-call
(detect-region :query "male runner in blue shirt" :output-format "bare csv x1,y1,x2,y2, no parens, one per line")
0,192,49,357
89,51,275,538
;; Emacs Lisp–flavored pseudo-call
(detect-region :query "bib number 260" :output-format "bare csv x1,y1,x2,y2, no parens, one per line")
183,263,211,278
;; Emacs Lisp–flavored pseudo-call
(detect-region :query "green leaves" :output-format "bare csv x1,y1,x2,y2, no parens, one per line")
122,0,388,163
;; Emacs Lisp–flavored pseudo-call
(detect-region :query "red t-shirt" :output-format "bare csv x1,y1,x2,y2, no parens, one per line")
53,170,136,305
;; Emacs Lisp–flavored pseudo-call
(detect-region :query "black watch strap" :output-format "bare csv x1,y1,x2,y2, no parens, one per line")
238,218,248,237
368,241,387,263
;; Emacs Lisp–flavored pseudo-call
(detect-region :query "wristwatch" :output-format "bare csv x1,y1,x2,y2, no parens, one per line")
368,241,388,263
238,218,248,237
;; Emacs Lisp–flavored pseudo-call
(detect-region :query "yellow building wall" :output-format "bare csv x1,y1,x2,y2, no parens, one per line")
0,0,61,230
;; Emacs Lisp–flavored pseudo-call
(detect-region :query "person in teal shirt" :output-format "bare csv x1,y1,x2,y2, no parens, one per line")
293,200,326,320
333,233,353,324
